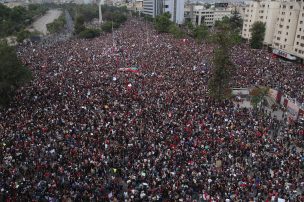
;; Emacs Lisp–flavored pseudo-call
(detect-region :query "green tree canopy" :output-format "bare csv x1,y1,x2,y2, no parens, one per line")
193,24,209,42
169,24,184,38
79,28,101,39
0,41,31,106
208,19,237,100
0,4,48,38
230,10,243,31
155,12,172,33
250,21,266,49
74,15,85,35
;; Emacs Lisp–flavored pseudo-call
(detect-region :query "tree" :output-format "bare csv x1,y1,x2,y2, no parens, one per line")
155,12,172,33
250,21,266,49
208,22,236,100
0,41,31,106
74,15,85,35
16,30,31,43
208,47,233,100
101,21,113,33
169,24,184,38
229,10,243,31
79,28,101,38
250,86,269,109
214,16,242,45
193,24,208,42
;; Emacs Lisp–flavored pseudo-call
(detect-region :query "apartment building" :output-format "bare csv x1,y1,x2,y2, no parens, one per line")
242,1,281,45
294,8,304,56
242,0,304,60
143,0,185,24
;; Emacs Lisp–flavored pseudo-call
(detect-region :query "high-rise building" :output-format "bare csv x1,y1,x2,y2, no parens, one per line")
143,0,185,24
242,0,304,60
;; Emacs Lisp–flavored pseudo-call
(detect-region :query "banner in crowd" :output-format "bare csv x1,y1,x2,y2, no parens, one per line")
269,88,302,121
286,100,299,120
269,89,282,103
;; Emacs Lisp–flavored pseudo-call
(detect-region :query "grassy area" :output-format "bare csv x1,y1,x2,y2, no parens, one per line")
47,12,66,34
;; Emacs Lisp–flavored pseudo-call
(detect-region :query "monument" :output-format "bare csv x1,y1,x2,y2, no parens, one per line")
99,0,105,24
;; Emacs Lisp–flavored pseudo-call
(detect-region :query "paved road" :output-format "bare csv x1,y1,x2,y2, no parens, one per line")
32,9,62,35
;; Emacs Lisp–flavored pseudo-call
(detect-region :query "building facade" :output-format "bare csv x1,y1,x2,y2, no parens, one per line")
192,5,232,27
143,0,184,24
163,0,185,24
242,0,304,60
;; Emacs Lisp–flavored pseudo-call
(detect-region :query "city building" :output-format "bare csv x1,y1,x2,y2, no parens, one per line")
127,0,143,13
162,0,185,24
242,0,304,60
143,0,160,17
192,5,232,27
143,0,184,24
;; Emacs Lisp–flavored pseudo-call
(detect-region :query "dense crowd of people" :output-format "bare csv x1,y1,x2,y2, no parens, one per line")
0,18,303,201
231,44,304,106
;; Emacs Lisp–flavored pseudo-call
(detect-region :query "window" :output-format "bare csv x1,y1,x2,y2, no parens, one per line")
290,6,293,9
295,48,298,52
297,42,299,45
165,5,169,8
284,39,287,42
300,28,302,31
287,26,289,29
286,32,288,35
277,37,281,40
297,35,300,38
300,21,303,24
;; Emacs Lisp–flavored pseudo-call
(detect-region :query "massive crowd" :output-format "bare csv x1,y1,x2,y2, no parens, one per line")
231,44,304,106
0,18,303,201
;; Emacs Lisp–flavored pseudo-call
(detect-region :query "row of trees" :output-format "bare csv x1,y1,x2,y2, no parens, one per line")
0,4,48,38
0,41,31,106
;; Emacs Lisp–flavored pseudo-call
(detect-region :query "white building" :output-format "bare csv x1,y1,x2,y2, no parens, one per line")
143,0,161,17
163,0,185,24
192,5,232,27
242,0,304,60
143,0,185,24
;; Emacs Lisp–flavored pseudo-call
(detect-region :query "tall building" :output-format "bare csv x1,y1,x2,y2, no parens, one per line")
242,0,304,60
163,0,185,24
143,0,162,17
143,0,185,24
